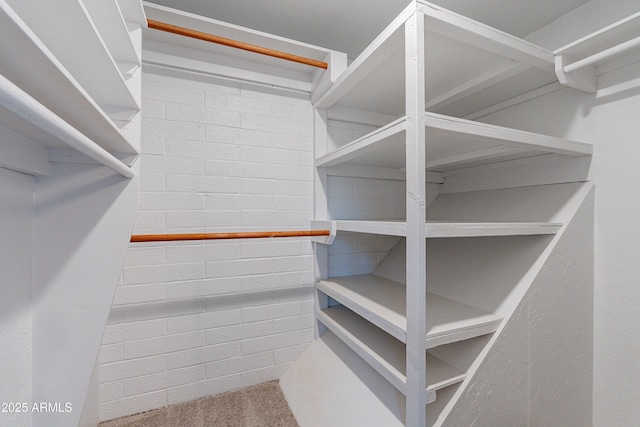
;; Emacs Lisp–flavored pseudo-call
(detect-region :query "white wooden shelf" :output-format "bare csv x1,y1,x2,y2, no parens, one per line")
317,305,466,405
82,0,141,77
332,220,407,236
322,220,562,238
314,1,557,118
142,3,341,95
316,305,407,395
425,221,562,238
117,0,147,26
0,73,135,178
6,0,140,121
426,352,466,398
316,112,591,173
0,2,138,155
555,11,640,69
316,274,503,349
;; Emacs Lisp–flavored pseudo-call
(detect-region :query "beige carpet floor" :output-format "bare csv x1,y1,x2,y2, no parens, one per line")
99,381,299,427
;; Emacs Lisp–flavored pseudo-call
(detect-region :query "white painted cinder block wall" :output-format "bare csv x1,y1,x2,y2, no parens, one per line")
97,65,410,421
0,167,33,427
97,66,319,421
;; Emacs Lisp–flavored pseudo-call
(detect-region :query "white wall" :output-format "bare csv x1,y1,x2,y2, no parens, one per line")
97,66,317,421
31,160,139,427
475,3,640,421
590,68,640,427
0,167,33,427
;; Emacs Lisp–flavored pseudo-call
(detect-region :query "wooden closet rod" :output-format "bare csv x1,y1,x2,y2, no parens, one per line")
131,229,330,242
147,19,329,69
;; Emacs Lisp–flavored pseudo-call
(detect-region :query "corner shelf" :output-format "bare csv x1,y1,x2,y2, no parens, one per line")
316,274,503,348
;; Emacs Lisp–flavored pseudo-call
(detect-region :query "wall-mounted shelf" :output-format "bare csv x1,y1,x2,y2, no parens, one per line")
0,0,145,177
142,2,346,96
0,2,138,155
117,0,147,26
317,274,503,348
556,11,640,62
554,11,640,93
6,0,140,120
82,0,141,77
0,74,134,178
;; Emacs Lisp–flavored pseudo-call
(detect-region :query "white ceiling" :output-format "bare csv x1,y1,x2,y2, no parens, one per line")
145,0,591,59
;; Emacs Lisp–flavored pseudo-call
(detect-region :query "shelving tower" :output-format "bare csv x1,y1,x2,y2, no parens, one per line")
282,1,595,426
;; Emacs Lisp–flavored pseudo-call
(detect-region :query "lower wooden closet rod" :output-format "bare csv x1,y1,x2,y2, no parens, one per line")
147,19,328,69
131,230,330,242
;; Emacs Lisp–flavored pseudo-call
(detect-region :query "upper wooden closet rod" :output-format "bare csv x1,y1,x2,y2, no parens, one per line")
147,19,329,69
131,229,330,242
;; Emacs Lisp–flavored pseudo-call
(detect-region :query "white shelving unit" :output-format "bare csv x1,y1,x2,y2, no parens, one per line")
0,0,145,177
280,1,595,426
0,1,146,425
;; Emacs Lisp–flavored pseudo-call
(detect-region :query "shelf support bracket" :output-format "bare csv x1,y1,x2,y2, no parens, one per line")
310,220,336,245
555,54,597,93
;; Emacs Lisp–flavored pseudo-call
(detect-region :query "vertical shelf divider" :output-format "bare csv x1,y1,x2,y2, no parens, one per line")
405,11,428,425
314,107,330,338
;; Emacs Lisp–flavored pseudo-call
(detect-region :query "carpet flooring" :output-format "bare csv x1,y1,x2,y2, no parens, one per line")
99,381,299,427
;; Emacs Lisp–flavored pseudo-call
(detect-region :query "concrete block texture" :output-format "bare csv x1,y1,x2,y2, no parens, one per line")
98,67,316,421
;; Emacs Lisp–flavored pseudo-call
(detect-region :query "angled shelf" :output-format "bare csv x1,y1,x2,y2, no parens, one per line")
6,0,140,121
0,2,138,155
317,305,466,405
316,274,503,348
316,112,591,174
314,1,557,119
